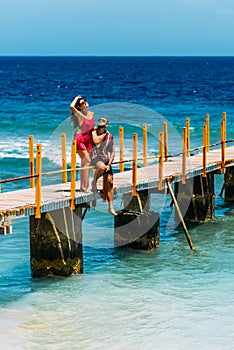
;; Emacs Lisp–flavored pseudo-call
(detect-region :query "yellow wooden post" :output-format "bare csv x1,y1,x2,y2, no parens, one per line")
222,112,226,148
35,144,42,219
70,141,77,210
158,131,164,190
119,126,124,172
205,114,210,152
28,135,35,188
143,124,148,167
182,127,187,184
186,118,190,157
222,112,226,172
221,120,225,172
163,122,169,162
132,133,138,196
61,133,67,183
202,124,207,177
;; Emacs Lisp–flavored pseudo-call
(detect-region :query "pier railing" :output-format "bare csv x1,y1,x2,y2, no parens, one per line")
0,112,233,220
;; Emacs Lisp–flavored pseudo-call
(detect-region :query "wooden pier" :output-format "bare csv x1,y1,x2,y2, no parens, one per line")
1,112,234,277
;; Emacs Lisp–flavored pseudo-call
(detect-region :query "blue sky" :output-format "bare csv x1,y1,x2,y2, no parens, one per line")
1,0,234,56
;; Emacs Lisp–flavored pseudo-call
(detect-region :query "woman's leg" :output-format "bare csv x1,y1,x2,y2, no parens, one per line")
77,150,91,192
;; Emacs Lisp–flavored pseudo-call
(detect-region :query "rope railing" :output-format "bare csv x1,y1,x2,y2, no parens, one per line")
0,174,38,184
1,112,233,219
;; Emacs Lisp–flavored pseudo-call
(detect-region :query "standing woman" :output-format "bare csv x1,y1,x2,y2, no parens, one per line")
70,95,95,193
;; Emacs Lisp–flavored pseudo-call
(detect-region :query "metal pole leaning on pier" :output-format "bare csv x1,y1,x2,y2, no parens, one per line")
166,179,195,251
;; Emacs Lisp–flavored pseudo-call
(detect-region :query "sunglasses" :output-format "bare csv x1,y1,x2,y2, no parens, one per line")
98,118,107,123
79,100,87,106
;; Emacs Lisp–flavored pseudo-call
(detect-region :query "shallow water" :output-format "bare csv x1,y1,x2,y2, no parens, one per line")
0,56,234,349
1,208,233,350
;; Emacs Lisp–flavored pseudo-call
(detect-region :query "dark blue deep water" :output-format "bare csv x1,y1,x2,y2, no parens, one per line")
0,57,233,349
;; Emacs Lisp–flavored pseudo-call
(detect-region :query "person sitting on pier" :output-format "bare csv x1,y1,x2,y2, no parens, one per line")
90,117,117,216
70,95,94,193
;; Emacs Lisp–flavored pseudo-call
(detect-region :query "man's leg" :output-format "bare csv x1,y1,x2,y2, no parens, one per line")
104,173,117,215
91,161,106,192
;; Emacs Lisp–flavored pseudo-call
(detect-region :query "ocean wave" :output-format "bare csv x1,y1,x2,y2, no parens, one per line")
0,139,50,159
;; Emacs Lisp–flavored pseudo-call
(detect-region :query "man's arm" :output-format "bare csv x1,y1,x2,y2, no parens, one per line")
106,136,115,169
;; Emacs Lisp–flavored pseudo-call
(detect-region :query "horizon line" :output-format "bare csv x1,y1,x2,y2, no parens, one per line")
0,54,234,58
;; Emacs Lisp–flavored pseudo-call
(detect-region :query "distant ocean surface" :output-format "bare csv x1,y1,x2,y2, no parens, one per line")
0,56,233,349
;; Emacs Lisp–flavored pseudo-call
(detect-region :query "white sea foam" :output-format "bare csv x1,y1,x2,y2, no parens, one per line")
0,139,50,159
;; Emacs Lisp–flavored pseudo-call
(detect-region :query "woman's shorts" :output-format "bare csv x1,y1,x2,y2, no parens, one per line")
74,132,92,152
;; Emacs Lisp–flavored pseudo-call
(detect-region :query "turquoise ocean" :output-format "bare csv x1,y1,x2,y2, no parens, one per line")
0,57,233,349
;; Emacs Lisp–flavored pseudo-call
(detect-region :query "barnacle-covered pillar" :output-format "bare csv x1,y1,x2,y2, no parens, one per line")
114,190,160,250
30,206,83,277
175,173,215,223
224,166,234,202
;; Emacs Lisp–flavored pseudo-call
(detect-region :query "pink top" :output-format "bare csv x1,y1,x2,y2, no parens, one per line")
73,113,95,152
78,116,95,134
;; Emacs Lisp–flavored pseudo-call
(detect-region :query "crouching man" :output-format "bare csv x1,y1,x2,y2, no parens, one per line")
91,117,117,216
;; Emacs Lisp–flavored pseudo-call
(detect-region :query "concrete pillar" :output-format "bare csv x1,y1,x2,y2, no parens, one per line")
114,190,160,250
30,206,83,277
224,166,234,202
175,173,215,222
122,190,150,211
